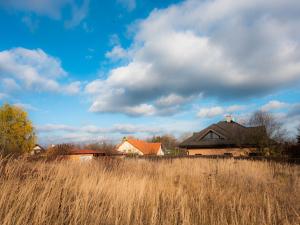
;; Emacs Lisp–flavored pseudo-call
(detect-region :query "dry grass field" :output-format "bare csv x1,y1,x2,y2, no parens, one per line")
0,157,299,225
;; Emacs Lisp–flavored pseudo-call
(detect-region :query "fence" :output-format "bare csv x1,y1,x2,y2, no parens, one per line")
123,155,300,165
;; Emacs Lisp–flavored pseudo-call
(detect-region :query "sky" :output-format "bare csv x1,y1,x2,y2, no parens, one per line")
0,0,300,145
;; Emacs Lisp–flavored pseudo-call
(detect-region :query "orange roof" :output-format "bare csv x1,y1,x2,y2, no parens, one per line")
126,139,161,155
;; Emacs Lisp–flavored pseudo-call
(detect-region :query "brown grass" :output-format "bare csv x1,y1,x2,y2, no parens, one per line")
0,157,299,225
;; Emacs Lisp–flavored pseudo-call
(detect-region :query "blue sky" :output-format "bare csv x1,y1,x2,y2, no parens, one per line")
0,0,300,145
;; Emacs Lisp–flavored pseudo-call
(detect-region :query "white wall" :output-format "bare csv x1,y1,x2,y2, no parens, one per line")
79,155,93,161
117,141,144,155
157,146,164,156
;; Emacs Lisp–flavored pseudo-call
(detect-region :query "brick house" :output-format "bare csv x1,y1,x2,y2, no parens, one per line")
179,116,267,156
117,138,164,156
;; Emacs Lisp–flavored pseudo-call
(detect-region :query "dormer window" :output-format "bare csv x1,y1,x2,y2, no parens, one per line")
202,131,223,140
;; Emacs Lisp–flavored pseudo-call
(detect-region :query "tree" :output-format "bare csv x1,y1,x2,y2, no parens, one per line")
46,144,73,158
297,125,300,145
248,110,286,155
84,141,116,154
249,111,283,140
148,134,178,150
147,134,186,156
0,103,36,156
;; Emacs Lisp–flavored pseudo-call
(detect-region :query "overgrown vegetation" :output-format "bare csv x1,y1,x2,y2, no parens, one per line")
45,144,74,158
297,125,300,145
148,134,186,156
84,142,116,154
0,158,299,225
247,110,288,156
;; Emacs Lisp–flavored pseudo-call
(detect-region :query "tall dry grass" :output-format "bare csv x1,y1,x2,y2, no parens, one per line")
0,157,299,225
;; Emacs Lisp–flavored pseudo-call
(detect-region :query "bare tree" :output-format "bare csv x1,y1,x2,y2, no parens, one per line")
46,144,73,159
297,125,300,145
84,141,116,155
248,111,286,142
248,111,286,155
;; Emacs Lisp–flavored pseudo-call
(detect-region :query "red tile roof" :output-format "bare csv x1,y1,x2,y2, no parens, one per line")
126,139,162,155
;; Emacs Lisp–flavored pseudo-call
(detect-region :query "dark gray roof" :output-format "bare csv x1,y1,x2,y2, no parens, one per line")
179,121,266,148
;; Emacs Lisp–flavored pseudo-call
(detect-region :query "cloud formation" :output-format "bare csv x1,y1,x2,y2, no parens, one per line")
37,123,161,134
0,93,8,100
105,46,127,61
197,106,225,118
36,123,165,144
86,0,300,116
0,0,89,27
261,100,289,111
0,47,80,95
197,104,247,118
36,119,200,144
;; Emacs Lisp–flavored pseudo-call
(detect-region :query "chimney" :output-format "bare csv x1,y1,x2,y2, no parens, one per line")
225,115,233,123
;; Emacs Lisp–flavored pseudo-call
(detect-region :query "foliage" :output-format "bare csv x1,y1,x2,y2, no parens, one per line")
0,158,299,225
0,103,36,156
148,134,178,149
148,134,185,156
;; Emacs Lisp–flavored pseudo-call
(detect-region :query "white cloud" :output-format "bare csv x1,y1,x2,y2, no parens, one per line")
0,0,89,27
197,107,224,118
37,124,77,133
0,93,9,100
155,94,187,107
261,100,289,111
284,104,300,134
123,104,156,116
117,0,136,11
86,0,300,117
109,34,121,46
37,120,201,135
1,78,20,91
37,123,161,134
64,81,81,95
39,133,105,145
0,47,80,95
36,119,202,144
105,46,127,61
197,104,248,118
65,0,90,28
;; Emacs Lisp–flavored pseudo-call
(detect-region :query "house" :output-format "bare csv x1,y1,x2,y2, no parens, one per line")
116,138,164,156
31,144,46,155
179,116,267,156
67,149,106,161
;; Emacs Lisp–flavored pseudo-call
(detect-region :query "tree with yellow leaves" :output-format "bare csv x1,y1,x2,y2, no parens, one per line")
0,103,36,156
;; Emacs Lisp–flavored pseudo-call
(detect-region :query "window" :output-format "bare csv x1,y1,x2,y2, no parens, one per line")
202,131,222,140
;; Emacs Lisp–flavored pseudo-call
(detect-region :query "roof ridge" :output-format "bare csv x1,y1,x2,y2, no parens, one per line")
218,120,246,127
126,139,161,155
127,138,161,145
